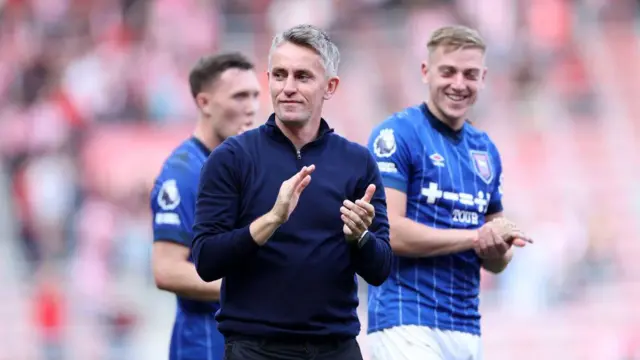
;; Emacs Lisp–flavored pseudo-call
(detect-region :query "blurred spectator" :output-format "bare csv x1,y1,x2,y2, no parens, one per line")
32,263,66,360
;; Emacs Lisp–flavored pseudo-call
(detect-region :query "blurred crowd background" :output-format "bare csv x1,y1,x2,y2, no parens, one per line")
1,0,640,359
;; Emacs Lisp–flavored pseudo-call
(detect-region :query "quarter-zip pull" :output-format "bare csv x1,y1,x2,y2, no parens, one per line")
296,150,302,160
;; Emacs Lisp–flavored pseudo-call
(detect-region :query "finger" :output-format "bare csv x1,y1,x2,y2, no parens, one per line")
492,227,511,254
492,218,532,244
475,228,490,256
294,174,312,195
477,232,490,258
355,199,375,217
512,238,528,248
343,223,353,236
341,214,360,235
476,241,488,258
340,206,368,231
340,206,367,231
505,231,534,244
344,200,369,220
487,228,504,258
360,184,376,203
497,233,511,255
496,237,510,254
290,165,316,185
489,217,514,233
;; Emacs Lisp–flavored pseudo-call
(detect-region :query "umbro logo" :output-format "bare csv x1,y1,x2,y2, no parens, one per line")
430,153,445,167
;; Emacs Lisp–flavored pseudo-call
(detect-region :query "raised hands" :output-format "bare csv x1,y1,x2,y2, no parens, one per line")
270,165,316,224
341,184,376,243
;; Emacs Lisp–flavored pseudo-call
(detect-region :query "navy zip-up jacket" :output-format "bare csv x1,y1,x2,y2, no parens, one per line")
191,115,392,340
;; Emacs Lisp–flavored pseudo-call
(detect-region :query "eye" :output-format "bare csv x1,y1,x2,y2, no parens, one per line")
272,72,286,80
441,68,455,77
465,71,479,81
233,92,250,100
296,73,311,81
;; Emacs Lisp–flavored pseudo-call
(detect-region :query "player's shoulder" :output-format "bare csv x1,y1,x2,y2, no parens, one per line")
464,122,500,153
151,141,202,211
368,104,424,159
374,104,424,134
156,140,203,183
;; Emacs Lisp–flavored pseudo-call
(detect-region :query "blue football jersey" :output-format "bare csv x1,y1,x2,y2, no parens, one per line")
151,137,224,360
366,103,504,336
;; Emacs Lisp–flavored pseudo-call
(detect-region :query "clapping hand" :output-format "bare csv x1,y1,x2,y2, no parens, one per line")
474,217,532,259
341,184,376,243
270,165,316,224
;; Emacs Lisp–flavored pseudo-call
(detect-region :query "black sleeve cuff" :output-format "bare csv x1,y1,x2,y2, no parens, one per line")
234,225,261,256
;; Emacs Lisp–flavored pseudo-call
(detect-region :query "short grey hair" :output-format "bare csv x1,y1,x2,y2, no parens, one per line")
268,24,341,77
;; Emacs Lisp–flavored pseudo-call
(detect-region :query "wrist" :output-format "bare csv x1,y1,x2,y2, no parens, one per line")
357,230,370,248
267,209,286,226
350,230,370,249
468,229,480,245
250,212,284,246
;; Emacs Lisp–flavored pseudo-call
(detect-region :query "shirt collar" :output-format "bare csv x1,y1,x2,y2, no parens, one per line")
264,113,334,143
190,136,212,157
420,102,465,143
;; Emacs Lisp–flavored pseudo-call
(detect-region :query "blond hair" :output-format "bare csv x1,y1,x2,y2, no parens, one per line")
427,25,486,54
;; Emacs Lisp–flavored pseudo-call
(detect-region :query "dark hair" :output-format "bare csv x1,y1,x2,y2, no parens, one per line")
188,52,255,98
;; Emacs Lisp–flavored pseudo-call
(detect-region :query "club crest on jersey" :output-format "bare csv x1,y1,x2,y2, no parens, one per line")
373,128,397,158
158,179,181,210
470,150,494,184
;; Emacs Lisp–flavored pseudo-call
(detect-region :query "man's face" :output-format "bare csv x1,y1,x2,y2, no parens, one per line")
199,68,261,140
421,45,486,124
268,42,339,126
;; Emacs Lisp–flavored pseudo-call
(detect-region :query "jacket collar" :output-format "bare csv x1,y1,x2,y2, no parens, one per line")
264,113,334,143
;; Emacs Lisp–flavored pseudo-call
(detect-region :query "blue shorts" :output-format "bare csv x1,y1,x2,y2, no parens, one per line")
169,309,224,360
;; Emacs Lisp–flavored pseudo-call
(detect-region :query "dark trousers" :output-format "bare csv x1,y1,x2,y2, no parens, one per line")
223,337,364,360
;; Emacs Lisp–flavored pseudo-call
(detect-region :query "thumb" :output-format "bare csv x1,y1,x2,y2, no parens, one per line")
361,184,376,203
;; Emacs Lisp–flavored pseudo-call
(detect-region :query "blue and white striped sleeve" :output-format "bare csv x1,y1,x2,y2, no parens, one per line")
367,118,413,194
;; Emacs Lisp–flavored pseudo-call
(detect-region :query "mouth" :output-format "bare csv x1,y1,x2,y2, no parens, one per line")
445,93,468,102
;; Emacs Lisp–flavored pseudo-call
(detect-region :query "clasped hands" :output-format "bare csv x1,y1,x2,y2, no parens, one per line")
474,217,533,260
270,164,375,243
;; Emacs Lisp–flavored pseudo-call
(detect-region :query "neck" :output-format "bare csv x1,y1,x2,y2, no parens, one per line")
426,99,465,131
275,117,321,149
192,118,221,152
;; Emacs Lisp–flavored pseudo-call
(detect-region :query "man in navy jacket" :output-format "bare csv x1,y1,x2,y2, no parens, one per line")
191,24,392,360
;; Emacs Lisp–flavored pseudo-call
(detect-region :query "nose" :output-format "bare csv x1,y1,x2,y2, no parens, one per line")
239,99,258,134
246,96,259,117
451,73,465,89
283,75,297,96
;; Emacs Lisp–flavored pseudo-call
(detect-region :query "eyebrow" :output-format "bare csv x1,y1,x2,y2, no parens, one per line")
232,89,260,97
438,65,481,73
